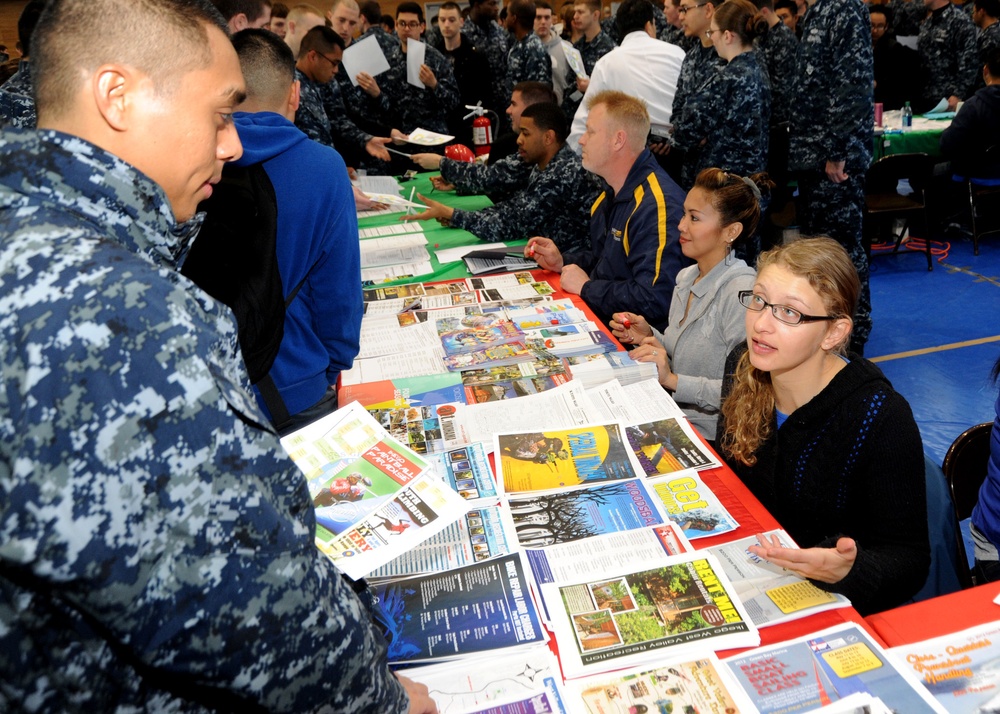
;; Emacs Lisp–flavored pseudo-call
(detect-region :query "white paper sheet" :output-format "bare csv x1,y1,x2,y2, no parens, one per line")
406,37,426,88
341,34,390,86
406,127,455,145
561,40,587,78
358,222,425,239
359,261,432,283
434,242,508,264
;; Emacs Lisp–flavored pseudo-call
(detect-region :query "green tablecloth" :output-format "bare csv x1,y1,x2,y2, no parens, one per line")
873,115,953,161
358,172,526,286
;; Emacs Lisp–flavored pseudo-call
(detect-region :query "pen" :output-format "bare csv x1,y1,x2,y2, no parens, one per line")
386,147,411,158
622,318,632,329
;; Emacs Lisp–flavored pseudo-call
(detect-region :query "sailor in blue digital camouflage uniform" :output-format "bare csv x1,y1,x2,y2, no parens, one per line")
790,0,875,353
750,0,798,126
975,0,1000,90
463,0,512,116
0,0,436,711
671,0,771,185
403,102,597,252
560,0,617,121
506,0,554,94
919,0,978,110
0,0,44,129
528,91,688,330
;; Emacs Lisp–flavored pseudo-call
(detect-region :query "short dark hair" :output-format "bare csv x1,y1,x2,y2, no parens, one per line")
513,81,558,105
212,0,273,23
535,0,553,10
869,4,892,24
520,102,568,144
988,46,1000,77
440,1,463,13
381,13,395,29
298,24,345,57
17,0,47,57
360,0,382,25
33,0,229,121
271,1,289,17
396,1,424,22
232,28,294,107
974,0,1000,17
509,0,538,28
774,0,797,14
615,0,653,36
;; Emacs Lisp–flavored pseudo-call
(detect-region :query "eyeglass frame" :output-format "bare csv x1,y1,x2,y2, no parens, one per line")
678,2,709,14
313,51,340,68
705,27,722,38
396,19,423,29
737,290,837,325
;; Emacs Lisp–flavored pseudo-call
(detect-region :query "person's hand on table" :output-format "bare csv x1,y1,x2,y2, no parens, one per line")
353,185,388,211
525,237,563,272
400,193,454,226
411,153,444,170
430,175,455,192
559,264,590,295
631,336,677,390
356,72,381,98
609,311,652,344
391,128,410,144
748,533,857,585
418,64,438,89
365,136,392,161
825,160,848,184
947,94,961,111
397,674,439,714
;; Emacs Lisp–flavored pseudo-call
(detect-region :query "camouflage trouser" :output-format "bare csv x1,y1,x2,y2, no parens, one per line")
796,171,872,350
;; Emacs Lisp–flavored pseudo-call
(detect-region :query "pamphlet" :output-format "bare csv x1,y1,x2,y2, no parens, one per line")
648,472,739,539
724,623,947,714
625,416,720,476
341,33,390,86
888,620,1000,713
406,37,426,87
407,127,455,145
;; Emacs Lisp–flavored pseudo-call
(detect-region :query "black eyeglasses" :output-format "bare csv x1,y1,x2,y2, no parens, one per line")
315,52,340,69
738,291,836,326
678,2,708,15
397,20,422,29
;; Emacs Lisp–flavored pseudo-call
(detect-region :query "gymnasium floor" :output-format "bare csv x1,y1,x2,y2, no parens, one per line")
866,232,999,465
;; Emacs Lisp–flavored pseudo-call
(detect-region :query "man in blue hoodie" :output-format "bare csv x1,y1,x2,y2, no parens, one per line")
229,28,364,432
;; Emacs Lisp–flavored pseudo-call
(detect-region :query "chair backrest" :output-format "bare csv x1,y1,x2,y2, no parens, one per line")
866,152,934,195
942,422,992,520
911,455,967,600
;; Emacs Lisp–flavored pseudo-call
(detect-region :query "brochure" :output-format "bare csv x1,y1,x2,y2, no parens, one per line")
648,472,740,540
707,529,853,627
543,552,759,678
436,314,524,356
279,402,468,579
366,403,465,455
724,623,948,714
496,422,644,493
625,416,720,476
888,620,1000,713
368,553,547,665
424,442,498,500
567,654,758,714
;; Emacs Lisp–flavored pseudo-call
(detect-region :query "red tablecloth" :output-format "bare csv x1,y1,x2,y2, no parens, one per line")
864,582,1000,647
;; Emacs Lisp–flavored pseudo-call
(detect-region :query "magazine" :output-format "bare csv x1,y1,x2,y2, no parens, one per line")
443,342,537,372
625,416,720,476
495,422,645,493
339,372,465,410
888,620,1000,713
724,623,948,714
648,472,739,540
366,403,465,455
566,654,758,714
436,314,524,356
707,529,852,627
503,479,668,549
279,402,468,579
542,552,759,678
461,356,570,404
368,553,547,665
424,442,498,500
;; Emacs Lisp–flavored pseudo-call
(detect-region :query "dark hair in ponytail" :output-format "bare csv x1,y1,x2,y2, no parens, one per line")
692,167,775,245
713,0,768,45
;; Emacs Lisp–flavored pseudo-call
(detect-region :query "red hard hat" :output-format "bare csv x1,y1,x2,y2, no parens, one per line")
444,144,475,163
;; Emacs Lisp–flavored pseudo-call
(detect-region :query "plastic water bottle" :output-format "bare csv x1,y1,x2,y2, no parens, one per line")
902,101,913,130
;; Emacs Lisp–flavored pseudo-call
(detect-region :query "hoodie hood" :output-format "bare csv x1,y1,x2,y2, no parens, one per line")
232,112,309,166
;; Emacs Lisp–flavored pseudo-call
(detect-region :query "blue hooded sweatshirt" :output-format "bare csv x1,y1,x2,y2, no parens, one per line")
232,111,362,420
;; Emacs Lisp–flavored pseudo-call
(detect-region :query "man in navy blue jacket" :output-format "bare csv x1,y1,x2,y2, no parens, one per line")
527,90,687,329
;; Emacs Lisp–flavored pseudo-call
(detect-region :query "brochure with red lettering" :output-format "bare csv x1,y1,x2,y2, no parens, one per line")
280,401,468,580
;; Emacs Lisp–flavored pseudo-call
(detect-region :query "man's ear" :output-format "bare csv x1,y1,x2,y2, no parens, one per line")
92,65,133,132
288,79,302,118
232,13,250,31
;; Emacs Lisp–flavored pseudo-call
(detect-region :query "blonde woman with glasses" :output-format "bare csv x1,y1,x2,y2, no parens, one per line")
719,237,929,615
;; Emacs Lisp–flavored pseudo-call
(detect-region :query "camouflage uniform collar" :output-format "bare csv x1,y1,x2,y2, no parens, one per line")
0,128,204,269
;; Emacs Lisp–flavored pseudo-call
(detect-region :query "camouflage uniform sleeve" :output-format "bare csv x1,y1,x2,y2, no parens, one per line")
295,78,336,147
526,42,553,85
427,47,462,117
449,165,552,242
439,153,528,194
816,7,873,163
669,72,725,152
322,81,375,151
951,13,979,99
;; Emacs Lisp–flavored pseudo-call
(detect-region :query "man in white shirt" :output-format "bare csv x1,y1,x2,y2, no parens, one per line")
567,0,684,151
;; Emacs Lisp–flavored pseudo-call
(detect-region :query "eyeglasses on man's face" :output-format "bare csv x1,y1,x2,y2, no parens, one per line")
738,291,836,326
315,52,340,69
397,20,422,29
705,27,721,38
678,2,708,15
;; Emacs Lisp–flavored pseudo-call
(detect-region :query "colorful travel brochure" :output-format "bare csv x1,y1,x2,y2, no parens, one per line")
279,402,468,580
625,416,720,476
648,472,739,540
496,422,645,493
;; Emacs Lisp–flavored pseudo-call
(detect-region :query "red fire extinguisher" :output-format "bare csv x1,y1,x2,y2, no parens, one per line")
464,103,498,158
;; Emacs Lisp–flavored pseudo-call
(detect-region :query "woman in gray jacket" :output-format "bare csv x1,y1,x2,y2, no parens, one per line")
610,168,773,442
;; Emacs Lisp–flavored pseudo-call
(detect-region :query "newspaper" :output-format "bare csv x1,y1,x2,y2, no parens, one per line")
279,402,468,579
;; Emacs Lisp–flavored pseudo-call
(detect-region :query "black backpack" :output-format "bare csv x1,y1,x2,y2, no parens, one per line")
182,162,305,426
